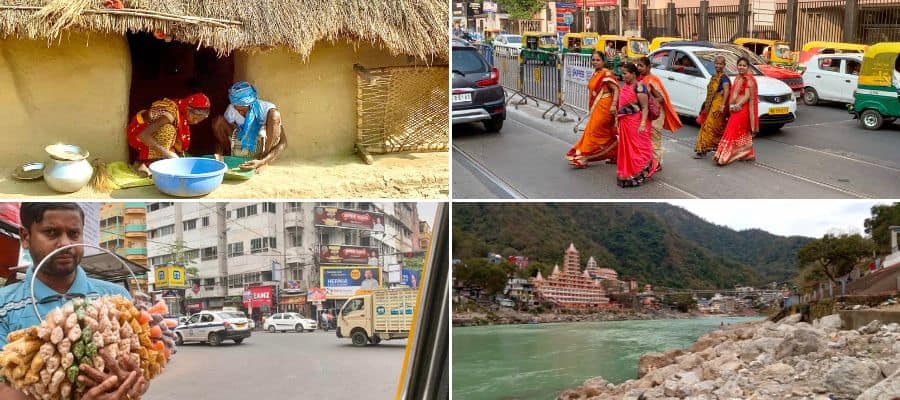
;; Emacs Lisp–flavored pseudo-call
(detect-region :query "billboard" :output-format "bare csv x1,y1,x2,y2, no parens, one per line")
508,256,530,268
307,288,327,303
314,207,385,231
575,0,617,6
319,245,380,265
320,266,383,299
284,280,304,293
555,2,576,33
401,269,420,289
155,265,186,289
242,286,274,309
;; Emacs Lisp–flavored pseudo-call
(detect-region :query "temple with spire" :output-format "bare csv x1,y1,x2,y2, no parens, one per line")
531,243,611,309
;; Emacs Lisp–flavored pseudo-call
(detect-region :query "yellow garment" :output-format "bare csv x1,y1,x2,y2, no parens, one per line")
146,99,180,159
106,161,153,189
696,73,729,154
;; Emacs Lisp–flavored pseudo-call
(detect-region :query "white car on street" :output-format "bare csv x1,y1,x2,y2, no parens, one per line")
175,311,252,346
649,46,797,132
493,34,522,49
801,53,862,106
264,312,318,333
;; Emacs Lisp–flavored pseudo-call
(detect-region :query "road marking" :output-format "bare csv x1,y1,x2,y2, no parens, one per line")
782,120,855,128
453,144,526,199
758,137,900,173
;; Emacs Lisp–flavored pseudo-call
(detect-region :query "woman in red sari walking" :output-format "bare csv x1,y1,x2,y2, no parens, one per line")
715,57,759,165
566,51,620,168
615,63,658,187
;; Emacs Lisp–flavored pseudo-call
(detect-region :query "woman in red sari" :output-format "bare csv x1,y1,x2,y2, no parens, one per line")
714,57,759,166
566,51,620,168
126,93,211,177
636,57,683,169
615,63,658,187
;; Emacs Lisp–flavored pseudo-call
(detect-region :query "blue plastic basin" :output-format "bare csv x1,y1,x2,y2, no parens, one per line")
148,158,228,197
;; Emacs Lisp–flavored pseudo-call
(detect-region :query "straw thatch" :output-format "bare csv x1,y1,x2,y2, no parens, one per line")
0,0,448,60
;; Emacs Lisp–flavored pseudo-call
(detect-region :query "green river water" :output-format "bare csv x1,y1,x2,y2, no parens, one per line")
452,316,763,400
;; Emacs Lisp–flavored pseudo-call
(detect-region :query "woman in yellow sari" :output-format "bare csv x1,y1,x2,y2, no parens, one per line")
566,50,620,168
694,55,731,158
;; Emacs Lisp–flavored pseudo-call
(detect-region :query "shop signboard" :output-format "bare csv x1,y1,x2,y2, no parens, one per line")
320,266,383,299
314,207,385,231
319,245,380,265
242,286,274,309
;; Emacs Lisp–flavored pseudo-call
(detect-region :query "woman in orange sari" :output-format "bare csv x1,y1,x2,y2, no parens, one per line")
566,50,620,168
615,63,658,187
715,57,759,165
636,57,682,169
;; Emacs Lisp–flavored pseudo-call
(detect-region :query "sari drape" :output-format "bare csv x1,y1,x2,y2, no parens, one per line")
567,69,619,167
616,82,658,187
714,74,758,165
696,73,730,155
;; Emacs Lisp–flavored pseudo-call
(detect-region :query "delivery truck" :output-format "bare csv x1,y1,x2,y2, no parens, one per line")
336,288,417,346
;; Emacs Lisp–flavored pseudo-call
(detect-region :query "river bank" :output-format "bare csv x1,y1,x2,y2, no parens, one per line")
557,313,900,399
453,307,756,327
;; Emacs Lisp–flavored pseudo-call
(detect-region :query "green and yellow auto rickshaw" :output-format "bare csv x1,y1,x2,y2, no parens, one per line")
562,32,600,54
482,28,502,45
597,35,648,77
649,36,684,52
734,38,794,67
849,42,900,130
521,31,559,63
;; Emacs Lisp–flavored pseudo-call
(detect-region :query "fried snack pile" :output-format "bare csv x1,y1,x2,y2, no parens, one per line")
0,295,176,400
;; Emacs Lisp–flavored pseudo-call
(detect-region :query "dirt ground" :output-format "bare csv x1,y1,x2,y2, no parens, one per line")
0,152,448,199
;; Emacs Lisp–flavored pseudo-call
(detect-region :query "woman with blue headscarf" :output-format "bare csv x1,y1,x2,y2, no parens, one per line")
212,81,287,171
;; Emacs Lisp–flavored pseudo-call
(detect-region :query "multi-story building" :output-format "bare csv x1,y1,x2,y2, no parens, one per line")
99,203,148,266
146,202,318,319
417,220,432,252
531,244,610,309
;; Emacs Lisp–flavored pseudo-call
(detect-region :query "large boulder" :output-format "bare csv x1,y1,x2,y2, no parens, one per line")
638,349,683,378
712,379,743,398
817,314,843,331
856,369,900,400
780,313,802,325
823,357,885,397
761,362,796,384
775,328,820,359
859,320,883,335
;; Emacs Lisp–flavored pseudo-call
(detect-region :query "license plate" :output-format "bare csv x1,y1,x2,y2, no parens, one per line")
769,107,789,115
235,324,246,329
452,93,473,103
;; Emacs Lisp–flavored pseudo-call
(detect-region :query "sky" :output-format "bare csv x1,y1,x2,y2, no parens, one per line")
416,202,439,226
666,200,894,238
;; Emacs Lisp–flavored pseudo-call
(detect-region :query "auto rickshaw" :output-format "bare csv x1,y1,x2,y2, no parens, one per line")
482,29,502,45
562,32,600,54
733,38,794,67
797,41,867,70
649,36,684,52
598,35,650,60
521,31,559,63
849,42,900,130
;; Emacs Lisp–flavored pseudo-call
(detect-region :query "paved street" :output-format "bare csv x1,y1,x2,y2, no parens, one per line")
143,330,407,400
453,94,900,198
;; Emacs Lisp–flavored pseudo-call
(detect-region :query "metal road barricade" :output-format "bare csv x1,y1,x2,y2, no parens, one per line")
519,49,567,120
478,44,494,66
562,52,595,132
492,45,524,102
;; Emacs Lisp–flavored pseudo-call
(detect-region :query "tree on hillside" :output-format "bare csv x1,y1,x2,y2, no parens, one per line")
455,258,513,295
864,203,900,254
663,294,698,313
797,234,876,286
496,0,545,20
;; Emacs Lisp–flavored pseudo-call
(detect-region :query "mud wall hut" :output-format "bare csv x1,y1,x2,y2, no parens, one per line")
0,0,448,166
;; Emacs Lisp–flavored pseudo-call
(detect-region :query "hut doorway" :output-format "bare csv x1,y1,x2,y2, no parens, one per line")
127,32,234,159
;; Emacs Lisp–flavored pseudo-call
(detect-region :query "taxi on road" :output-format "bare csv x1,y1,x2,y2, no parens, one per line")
174,310,252,346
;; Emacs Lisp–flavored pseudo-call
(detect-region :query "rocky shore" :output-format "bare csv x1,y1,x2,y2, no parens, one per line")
557,314,900,400
452,308,724,327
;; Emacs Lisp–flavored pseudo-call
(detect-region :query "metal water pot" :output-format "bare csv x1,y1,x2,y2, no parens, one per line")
43,144,93,193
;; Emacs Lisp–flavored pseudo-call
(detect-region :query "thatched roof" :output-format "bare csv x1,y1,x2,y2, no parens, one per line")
0,0,448,60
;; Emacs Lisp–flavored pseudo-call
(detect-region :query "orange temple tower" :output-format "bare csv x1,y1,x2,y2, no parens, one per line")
531,243,610,309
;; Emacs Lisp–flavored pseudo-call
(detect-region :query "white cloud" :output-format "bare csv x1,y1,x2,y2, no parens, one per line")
665,200,891,238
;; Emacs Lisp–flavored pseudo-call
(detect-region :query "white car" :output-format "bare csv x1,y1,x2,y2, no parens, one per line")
649,46,797,132
175,311,252,346
493,34,522,49
264,312,318,333
801,53,862,106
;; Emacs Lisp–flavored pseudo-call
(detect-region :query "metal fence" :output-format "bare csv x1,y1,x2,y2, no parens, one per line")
520,50,567,119
561,52,593,115
493,45,521,93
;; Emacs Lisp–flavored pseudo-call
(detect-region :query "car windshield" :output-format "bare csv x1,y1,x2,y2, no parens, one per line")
453,48,488,74
290,313,308,319
583,37,598,46
217,312,246,319
775,44,792,58
630,40,650,54
506,36,522,44
695,50,762,76
539,36,557,46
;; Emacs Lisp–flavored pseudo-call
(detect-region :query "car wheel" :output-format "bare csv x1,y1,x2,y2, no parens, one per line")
268,325,276,333
175,333,184,346
370,336,382,345
208,332,222,347
295,324,303,333
351,331,368,347
233,338,244,344
802,88,818,106
483,116,504,132
860,109,883,130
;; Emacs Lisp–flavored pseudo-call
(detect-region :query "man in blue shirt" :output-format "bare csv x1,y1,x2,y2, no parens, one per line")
0,203,146,400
